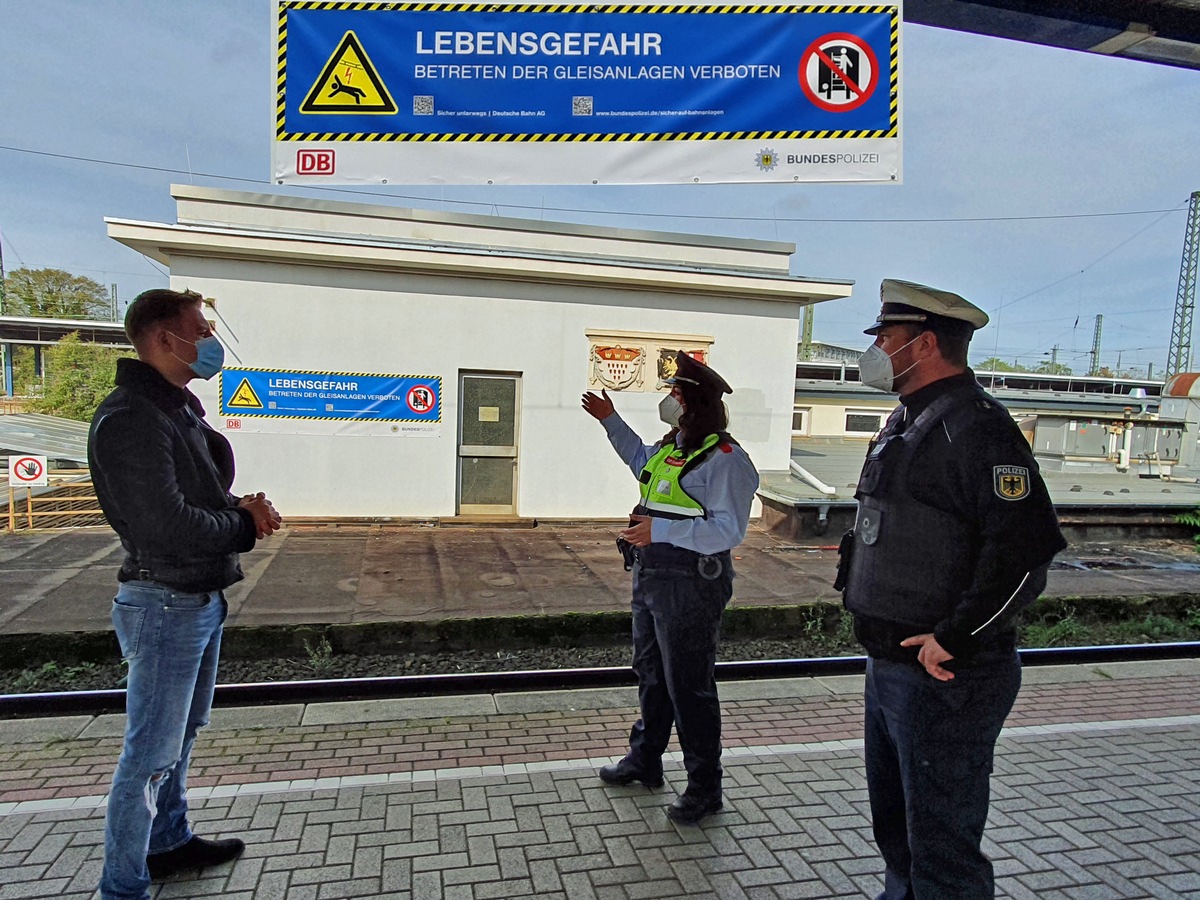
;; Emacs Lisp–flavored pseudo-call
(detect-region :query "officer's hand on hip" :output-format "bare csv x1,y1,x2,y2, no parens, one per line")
899,633,955,681
581,389,615,421
620,514,653,547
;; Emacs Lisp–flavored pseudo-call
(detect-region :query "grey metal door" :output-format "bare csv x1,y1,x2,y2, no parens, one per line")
457,373,520,515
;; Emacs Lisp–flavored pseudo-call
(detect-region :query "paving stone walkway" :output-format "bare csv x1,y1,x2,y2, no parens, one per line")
1,660,1199,899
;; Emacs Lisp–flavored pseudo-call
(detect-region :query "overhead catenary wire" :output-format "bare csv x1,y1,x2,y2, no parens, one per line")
2,142,1189,369
0,142,1191,226
989,204,1188,316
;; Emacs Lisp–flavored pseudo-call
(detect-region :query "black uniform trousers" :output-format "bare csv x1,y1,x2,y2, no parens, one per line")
865,652,1022,900
626,543,733,798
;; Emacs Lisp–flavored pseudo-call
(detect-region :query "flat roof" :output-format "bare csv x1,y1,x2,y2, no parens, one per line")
765,437,1200,507
908,0,1200,70
0,315,130,348
171,184,799,256
0,413,91,464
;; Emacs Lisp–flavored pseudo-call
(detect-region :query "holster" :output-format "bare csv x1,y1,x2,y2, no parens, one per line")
616,537,638,572
833,528,855,591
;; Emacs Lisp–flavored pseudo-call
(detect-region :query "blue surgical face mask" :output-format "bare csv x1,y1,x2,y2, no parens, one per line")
169,332,225,380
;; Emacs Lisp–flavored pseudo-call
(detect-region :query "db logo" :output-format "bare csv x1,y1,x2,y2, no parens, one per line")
226,419,242,430
297,149,335,175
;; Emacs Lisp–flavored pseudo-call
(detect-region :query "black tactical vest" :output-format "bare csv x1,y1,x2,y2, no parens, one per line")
843,383,991,630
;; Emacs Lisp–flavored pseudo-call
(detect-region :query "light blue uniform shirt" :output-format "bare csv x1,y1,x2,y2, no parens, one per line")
602,411,760,556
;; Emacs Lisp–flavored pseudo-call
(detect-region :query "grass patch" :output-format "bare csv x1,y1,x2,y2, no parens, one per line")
3,596,1197,695
301,636,336,673
1019,597,1200,648
6,661,99,692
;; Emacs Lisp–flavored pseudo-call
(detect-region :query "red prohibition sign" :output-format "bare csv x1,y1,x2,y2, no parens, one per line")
406,384,436,414
798,32,880,113
12,456,44,482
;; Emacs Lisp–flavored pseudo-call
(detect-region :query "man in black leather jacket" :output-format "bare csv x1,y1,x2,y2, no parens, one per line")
89,288,281,900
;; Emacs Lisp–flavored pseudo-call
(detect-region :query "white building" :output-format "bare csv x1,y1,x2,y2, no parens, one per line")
108,185,851,520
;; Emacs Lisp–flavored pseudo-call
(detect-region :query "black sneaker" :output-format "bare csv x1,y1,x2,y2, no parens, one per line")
597,757,664,789
666,793,723,825
147,835,245,880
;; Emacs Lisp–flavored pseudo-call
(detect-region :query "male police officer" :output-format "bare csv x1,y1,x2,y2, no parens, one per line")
837,280,1066,899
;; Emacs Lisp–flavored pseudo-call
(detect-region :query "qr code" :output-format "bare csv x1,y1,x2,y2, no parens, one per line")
326,404,335,412
413,95,434,116
268,401,276,409
572,96,593,117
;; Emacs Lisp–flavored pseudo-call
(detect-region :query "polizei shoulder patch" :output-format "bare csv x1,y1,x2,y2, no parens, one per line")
993,465,1030,500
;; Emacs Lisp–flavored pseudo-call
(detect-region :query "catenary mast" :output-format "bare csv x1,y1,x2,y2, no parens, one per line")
1167,191,1200,377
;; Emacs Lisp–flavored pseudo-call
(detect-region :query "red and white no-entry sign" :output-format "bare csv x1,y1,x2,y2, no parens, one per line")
9,455,49,487
799,32,880,113
406,384,437,414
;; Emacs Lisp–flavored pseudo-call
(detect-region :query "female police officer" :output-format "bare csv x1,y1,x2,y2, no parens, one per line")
582,352,758,825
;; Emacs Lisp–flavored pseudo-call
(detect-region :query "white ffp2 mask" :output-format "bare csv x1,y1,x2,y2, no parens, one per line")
658,394,683,426
858,336,921,392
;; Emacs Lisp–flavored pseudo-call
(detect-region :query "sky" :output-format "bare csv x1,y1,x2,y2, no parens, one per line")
1,1,1198,377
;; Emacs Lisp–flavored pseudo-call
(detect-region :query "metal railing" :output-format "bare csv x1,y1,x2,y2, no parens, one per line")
4,473,106,532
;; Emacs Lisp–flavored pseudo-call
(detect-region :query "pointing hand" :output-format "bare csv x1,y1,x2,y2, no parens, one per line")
581,389,615,421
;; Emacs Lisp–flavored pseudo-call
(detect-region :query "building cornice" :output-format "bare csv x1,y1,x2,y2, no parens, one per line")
106,218,852,305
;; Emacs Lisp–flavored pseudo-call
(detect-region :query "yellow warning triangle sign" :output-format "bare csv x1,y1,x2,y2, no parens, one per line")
228,379,264,409
300,31,397,115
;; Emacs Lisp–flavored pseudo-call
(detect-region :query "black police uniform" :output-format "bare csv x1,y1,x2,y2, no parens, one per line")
839,370,1066,899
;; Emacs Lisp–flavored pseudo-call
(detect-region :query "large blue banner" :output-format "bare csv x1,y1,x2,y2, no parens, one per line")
273,2,901,186
219,367,441,424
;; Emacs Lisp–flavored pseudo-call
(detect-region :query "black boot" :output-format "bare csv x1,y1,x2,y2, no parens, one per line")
147,835,245,880
667,791,723,825
597,756,664,788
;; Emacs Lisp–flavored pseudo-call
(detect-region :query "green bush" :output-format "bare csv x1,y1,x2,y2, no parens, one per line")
1178,508,1200,553
28,332,133,422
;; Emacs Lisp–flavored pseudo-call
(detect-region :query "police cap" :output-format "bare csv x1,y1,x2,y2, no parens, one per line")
666,351,733,395
864,279,989,336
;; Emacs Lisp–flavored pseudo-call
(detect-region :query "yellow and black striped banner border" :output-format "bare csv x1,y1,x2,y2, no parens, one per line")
282,3,895,14
219,369,442,421
277,3,900,139
278,127,897,141
220,412,441,422
220,413,442,422
223,367,441,380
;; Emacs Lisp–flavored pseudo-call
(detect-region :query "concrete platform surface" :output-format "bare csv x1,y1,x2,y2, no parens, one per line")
1,664,1199,898
2,524,1198,635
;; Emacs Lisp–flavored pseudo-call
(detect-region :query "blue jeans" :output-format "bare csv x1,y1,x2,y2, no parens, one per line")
627,548,733,798
99,581,226,900
865,655,1021,900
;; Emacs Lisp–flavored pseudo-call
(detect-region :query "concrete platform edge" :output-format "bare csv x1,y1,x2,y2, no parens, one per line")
0,662,1181,741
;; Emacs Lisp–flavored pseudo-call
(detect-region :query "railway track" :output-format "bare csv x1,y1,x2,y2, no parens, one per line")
3,640,1197,718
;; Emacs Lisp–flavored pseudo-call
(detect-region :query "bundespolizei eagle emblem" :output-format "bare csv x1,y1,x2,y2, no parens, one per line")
993,465,1030,501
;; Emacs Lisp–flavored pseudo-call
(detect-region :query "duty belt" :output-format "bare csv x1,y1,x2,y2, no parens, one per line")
618,541,729,580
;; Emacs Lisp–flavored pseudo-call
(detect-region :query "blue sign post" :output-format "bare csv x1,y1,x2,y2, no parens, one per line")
273,2,900,186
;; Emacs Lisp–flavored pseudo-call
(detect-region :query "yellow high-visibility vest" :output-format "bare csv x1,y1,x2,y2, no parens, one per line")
638,433,721,519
